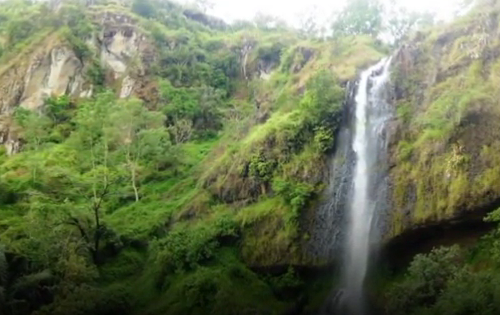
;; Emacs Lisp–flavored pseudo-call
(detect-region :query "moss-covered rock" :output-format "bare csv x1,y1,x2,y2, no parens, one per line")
387,0,500,239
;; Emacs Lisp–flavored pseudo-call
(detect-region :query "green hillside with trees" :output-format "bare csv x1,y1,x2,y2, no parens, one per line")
3,0,500,314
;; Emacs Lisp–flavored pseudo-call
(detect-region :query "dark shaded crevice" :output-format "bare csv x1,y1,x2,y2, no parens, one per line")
380,198,500,270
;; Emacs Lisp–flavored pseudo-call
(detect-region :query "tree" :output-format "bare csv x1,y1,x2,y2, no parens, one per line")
68,91,118,264
453,0,475,17
385,1,435,45
14,107,52,182
298,6,320,38
193,0,214,13
168,119,193,144
132,0,155,18
0,246,6,310
6,16,36,46
231,19,255,31
66,169,114,265
44,95,72,123
253,12,288,31
73,91,114,179
137,127,174,171
159,80,224,138
331,0,383,38
14,107,51,151
194,86,224,133
385,246,462,314
107,98,169,202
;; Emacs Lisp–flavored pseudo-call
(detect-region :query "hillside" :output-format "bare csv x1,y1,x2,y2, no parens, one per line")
388,0,500,235
377,2,500,314
5,0,500,314
0,0,384,314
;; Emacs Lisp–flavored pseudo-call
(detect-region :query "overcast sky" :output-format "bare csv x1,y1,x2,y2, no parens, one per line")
183,0,468,27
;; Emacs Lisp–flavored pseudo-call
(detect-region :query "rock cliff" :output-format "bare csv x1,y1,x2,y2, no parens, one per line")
0,8,156,154
385,0,500,242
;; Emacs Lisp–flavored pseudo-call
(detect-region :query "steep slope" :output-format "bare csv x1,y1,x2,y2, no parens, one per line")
386,0,500,240
6,0,500,314
0,1,385,315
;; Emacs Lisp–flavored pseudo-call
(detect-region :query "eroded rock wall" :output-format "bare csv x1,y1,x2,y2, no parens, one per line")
384,0,500,241
0,10,156,154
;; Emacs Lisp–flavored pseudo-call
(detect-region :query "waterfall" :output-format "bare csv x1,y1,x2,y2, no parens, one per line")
341,58,393,315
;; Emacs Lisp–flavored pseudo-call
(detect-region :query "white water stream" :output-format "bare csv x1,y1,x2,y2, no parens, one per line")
342,58,392,315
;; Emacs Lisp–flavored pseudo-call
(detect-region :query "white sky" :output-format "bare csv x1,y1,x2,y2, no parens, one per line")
187,0,467,27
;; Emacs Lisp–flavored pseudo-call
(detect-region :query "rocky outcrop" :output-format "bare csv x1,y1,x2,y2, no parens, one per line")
100,28,145,78
0,41,87,153
0,9,156,153
20,46,84,110
94,11,156,98
119,75,135,98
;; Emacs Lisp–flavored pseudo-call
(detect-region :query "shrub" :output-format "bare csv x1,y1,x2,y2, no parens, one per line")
44,95,72,123
34,283,132,315
273,178,314,211
300,70,343,126
87,60,105,87
6,17,36,45
313,126,334,153
62,28,91,60
385,246,462,315
132,0,156,18
152,214,238,284
267,266,303,294
249,153,276,182
432,269,500,315
272,177,314,231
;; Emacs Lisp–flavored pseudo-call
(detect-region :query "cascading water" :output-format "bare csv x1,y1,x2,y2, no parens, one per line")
341,57,393,315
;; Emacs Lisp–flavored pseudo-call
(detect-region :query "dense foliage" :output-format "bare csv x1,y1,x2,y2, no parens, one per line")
1,0,496,314
0,0,387,314
382,209,500,315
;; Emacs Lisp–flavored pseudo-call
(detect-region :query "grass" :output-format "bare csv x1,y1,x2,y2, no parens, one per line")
0,28,56,76
235,197,283,227
106,139,219,239
133,247,288,315
236,197,304,266
98,248,147,283
389,6,500,234
0,2,387,314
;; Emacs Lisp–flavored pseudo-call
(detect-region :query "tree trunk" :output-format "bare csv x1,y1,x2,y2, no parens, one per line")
131,165,139,202
127,148,139,202
242,49,249,80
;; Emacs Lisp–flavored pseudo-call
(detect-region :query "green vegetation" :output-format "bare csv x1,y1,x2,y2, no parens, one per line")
0,0,385,314
377,3,500,313
390,0,500,232
380,208,500,315
3,0,496,314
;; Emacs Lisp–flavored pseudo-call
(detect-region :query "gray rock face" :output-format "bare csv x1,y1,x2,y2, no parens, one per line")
0,10,155,154
307,82,357,262
0,44,86,154
101,29,140,78
20,46,84,110
120,75,135,98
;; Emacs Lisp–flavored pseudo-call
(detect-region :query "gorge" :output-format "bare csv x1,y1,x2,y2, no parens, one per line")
2,0,500,315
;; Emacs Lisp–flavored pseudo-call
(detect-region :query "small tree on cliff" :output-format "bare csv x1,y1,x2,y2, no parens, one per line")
106,98,171,202
331,0,383,38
